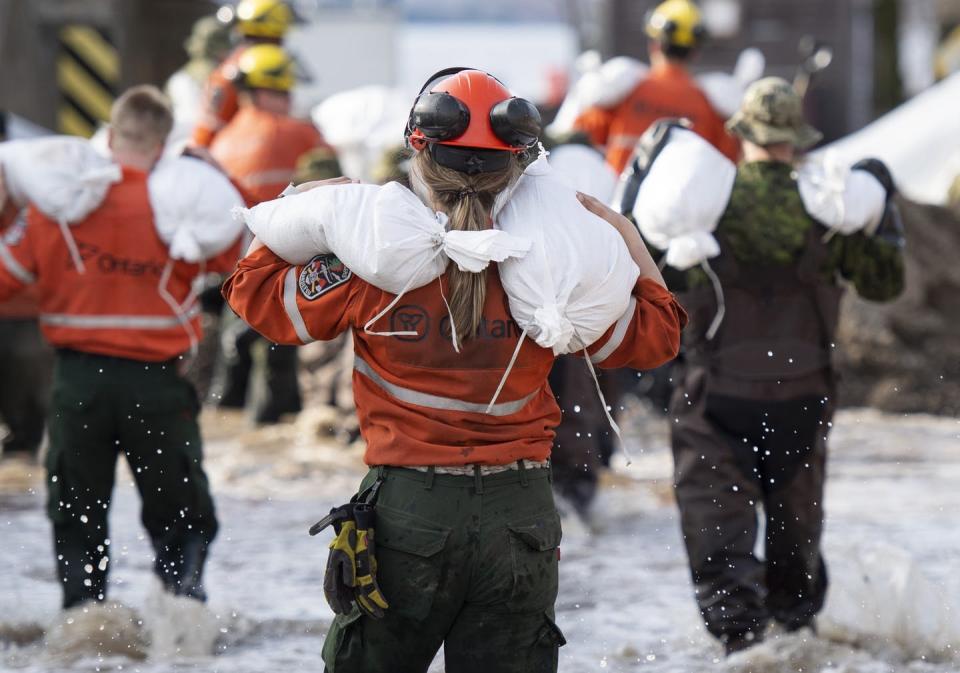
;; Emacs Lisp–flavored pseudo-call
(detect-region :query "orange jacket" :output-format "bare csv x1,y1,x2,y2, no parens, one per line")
191,46,245,148
0,210,39,318
211,106,324,206
574,62,740,173
0,167,239,361
223,246,686,467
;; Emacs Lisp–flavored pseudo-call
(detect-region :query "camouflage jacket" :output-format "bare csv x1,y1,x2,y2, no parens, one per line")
683,160,904,302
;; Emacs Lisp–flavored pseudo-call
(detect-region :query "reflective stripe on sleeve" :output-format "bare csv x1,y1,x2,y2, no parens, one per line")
353,356,537,417
589,296,637,364
40,307,199,330
283,266,315,344
0,241,36,284
607,133,641,149
242,168,296,188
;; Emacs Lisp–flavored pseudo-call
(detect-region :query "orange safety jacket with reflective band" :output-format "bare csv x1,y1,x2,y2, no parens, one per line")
0,167,240,362
192,46,245,148
211,106,324,206
223,247,686,467
574,61,740,173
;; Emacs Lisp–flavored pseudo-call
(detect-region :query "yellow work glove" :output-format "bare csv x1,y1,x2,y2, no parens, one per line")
352,504,389,619
323,518,358,615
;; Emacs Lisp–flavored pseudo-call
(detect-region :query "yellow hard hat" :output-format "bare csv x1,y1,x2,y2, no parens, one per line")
646,0,706,49
235,44,295,92
236,0,293,40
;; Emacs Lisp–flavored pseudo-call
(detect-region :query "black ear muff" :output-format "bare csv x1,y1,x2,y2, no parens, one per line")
490,97,541,148
410,91,471,142
662,19,678,35
692,23,707,42
405,66,472,147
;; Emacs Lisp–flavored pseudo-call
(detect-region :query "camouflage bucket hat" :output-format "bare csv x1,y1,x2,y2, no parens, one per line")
185,16,234,62
726,77,823,150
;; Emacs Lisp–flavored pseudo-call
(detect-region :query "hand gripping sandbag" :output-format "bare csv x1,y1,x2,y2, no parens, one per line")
797,151,887,236
496,156,640,356
631,126,736,271
148,155,246,263
0,136,121,224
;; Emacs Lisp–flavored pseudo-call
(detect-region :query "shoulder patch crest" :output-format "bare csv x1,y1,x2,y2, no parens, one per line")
298,254,352,300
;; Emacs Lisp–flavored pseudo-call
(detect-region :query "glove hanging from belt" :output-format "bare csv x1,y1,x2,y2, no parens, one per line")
351,503,389,618
310,480,389,619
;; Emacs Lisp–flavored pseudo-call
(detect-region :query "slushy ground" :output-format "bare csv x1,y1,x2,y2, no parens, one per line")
1,407,957,673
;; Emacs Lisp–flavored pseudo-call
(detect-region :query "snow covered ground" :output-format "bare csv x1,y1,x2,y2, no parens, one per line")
0,407,957,673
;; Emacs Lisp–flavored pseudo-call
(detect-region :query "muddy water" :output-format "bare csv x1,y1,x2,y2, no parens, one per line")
1,408,957,672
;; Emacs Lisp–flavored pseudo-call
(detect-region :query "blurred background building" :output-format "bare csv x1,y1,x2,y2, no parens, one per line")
0,0,958,142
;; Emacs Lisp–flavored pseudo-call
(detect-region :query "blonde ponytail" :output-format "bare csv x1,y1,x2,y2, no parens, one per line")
411,149,521,341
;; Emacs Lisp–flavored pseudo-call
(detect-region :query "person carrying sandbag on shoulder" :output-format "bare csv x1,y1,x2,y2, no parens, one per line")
0,85,245,610
223,67,686,673
209,43,335,423
629,77,905,655
573,0,739,172
191,0,294,148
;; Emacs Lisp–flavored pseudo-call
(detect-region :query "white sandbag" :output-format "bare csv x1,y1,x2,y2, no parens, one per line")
495,156,640,355
236,181,531,296
797,152,887,236
632,127,736,270
696,48,766,120
311,86,409,180
819,540,960,657
548,56,648,136
547,144,618,201
0,136,120,223
148,156,246,263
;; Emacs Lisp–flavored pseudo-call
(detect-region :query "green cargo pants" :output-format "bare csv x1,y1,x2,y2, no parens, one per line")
45,349,218,609
322,465,566,673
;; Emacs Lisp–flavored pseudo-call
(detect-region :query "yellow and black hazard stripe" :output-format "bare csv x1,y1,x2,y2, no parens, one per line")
57,25,120,138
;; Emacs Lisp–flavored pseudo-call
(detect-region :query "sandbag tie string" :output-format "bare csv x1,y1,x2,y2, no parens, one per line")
157,258,201,357
485,327,529,413
700,260,726,341
579,330,631,466
57,218,86,274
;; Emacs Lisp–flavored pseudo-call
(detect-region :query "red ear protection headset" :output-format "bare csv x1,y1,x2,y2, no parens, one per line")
405,67,541,174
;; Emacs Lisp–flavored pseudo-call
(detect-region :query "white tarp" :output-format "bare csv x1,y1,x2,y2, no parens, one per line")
813,72,960,205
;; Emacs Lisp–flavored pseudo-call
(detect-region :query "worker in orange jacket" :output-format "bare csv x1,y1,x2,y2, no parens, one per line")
211,44,330,423
0,86,237,609
223,68,686,672
191,0,294,148
574,0,739,173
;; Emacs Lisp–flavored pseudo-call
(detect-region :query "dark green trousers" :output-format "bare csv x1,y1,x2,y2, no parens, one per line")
46,349,218,609
322,465,566,673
